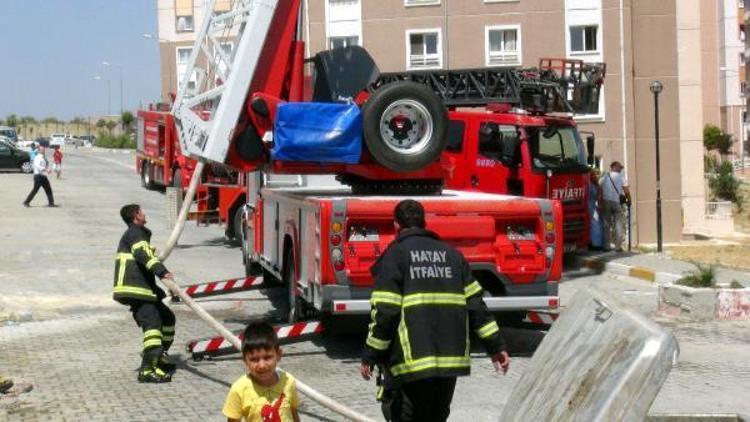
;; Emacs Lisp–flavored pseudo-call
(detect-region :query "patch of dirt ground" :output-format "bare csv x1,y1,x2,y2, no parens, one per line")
669,244,750,272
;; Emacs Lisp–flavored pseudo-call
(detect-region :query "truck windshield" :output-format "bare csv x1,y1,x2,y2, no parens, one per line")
529,126,588,171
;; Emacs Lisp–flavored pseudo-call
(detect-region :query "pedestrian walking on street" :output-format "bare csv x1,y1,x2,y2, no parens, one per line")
22,144,56,207
114,204,177,383
52,147,63,179
222,322,301,422
588,168,604,250
360,199,510,422
599,161,631,252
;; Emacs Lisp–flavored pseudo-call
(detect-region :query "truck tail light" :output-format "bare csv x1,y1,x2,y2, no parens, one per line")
331,234,342,246
331,247,345,271
545,232,556,244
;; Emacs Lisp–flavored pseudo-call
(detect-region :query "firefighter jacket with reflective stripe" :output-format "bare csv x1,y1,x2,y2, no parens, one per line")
362,228,507,384
113,224,169,303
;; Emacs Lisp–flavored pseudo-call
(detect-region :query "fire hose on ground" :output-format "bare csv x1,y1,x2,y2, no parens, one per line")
157,159,373,422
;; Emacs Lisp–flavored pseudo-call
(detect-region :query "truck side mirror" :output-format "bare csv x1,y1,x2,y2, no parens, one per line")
586,135,595,166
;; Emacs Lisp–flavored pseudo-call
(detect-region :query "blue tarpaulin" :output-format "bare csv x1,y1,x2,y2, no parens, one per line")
271,102,362,164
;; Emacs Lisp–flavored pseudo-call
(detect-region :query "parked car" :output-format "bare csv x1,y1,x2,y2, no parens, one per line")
0,137,32,173
50,133,66,148
0,126,18,144
74,135,95,147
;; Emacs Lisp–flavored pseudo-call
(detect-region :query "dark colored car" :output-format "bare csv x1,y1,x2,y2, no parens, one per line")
0,138,32,173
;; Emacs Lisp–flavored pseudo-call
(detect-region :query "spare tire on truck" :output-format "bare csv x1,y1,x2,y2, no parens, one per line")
362,81,448,172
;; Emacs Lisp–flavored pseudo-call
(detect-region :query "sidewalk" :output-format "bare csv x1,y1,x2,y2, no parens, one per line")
568,250,750,287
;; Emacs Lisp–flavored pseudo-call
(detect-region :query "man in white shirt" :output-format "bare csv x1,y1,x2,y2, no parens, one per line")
23,144,56,207
598,161,630,252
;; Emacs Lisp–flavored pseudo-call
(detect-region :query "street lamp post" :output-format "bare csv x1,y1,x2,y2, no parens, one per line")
94,75,111,115
649,80,664,253
103,61,124,114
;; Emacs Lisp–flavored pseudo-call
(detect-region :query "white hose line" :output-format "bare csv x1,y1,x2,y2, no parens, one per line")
160,277,374,422
155,160,373,421
158,160,206,262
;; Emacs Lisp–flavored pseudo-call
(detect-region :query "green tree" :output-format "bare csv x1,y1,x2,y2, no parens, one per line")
709,161,743,210
5,114,18,127
703,124,722,151
105,120,117,134
96,119,107,129
120,111,135,132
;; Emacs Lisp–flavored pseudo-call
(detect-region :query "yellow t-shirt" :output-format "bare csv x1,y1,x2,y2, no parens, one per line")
222,371,299,422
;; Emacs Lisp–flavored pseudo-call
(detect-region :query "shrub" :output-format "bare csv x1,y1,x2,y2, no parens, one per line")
708,162,743,210
95,131,135,149
704,154,719,174
703,124,722,151
677,264,716,288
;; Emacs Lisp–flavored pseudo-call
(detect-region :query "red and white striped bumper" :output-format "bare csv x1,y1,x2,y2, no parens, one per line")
176,276,266,300
187,321,324,359
523,310,559,325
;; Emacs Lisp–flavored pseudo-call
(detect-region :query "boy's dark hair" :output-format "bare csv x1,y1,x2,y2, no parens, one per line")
242,321,279,354
394,199,426,229
120,204,140,225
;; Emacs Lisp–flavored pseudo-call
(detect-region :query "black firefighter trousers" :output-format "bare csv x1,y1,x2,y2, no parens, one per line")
383,376,457,422
24,174,54,206
128,300,176,369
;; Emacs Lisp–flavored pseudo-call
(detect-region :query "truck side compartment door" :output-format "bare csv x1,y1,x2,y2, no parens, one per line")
471,122,521,194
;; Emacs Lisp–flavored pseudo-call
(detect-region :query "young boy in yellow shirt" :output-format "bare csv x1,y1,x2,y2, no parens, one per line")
223,322,300,422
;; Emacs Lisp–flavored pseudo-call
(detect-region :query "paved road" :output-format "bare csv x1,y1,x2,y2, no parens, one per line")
1,148,749,420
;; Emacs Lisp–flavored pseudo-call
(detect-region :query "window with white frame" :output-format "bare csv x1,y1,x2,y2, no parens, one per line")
570,25,598,54
485,25,521,66
326,0,362,51
329,35,360,49
176,47,196,91
175,0,194,32
404,0,440,6
407,29,442,69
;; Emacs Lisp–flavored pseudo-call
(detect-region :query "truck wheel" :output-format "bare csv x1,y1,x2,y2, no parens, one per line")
283,248,304,323
142,162,155,190
362,81,448,172
230,206,244,247
20,161,32,174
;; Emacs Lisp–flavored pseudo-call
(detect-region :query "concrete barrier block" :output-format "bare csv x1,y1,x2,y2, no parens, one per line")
501,287,678,422
659,284,750,321
716,289,750,320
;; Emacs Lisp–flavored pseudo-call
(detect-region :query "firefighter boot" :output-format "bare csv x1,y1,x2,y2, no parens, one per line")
137,366,172,383
158,352,177,374
0,377,13,394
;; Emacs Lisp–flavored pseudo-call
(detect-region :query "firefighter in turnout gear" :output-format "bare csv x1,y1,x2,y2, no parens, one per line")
360,200,511,422
114,204,177,383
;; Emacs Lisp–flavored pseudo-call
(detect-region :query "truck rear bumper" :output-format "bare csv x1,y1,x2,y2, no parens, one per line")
328,294,559,315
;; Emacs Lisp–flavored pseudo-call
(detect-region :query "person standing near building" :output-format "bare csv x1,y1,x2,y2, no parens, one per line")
23,144,55,207
588,168,604,250
114,204,177,383
599,161,631,252
52,147,63,179
360,199,510,422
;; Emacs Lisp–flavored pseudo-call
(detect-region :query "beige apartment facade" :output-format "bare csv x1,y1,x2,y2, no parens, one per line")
154,0,743,244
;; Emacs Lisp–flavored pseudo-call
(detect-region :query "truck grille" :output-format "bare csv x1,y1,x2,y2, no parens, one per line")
563,218,586,236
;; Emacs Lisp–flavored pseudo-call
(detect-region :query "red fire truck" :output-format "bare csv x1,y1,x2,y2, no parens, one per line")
166,0,605,324
136,107,248,242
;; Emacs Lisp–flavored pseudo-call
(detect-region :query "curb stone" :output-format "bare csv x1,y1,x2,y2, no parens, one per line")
573,255,682,285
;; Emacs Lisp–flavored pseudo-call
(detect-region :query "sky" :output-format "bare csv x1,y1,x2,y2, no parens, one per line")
0,0,160,121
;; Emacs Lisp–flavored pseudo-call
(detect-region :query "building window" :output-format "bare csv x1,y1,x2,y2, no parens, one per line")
570,25,598,54
406,29,442,69
329,35,360,49
176,47,196,91
741,81,747,98
175,0,194,32
485,25,522,66
742,52,747,65
404,0,440,6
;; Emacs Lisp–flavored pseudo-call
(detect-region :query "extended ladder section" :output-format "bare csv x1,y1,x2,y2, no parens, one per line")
171,0,279,163
371,59,606,115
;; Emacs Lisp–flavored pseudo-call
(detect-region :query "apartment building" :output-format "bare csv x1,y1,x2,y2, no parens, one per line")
154,0,740,243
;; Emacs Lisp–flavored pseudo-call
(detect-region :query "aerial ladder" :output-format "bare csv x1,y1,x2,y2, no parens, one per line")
171,0,605,194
